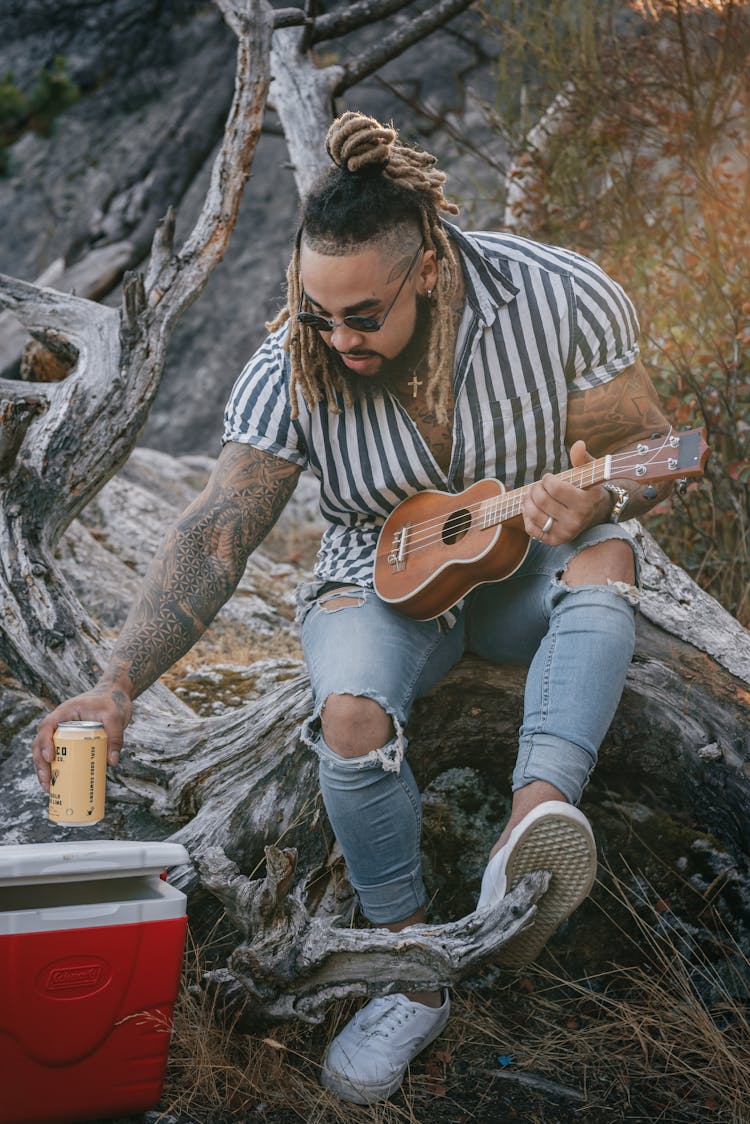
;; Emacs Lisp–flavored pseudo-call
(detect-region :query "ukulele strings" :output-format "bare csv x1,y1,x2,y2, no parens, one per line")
391,436,676,558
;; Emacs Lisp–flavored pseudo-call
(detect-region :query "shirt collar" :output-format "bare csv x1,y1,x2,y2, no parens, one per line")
444,222,519,326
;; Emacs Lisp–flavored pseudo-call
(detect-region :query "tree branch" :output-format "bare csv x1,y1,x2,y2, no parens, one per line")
312,0,416,42
269,28,344,195
335,0,476,93
152,0,275,332
273,6,313,29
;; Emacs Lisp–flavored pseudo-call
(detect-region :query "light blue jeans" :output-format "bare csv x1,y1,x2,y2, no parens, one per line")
298,525,639,924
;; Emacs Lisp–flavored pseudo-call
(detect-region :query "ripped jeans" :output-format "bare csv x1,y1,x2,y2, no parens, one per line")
298,524,639,924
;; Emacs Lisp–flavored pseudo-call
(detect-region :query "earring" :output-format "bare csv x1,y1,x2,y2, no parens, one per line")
426,289,433,299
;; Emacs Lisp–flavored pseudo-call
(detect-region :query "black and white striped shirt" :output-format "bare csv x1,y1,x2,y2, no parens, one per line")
223,225,640,588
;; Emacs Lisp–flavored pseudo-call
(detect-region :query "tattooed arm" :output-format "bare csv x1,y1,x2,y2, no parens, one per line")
104,443,300,696
565,357,673,521
522,358,673,543
32,444,301,788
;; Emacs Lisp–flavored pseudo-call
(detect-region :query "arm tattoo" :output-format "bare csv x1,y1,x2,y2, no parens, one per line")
567,358,674,518
567,359,668,454
104,444,300,698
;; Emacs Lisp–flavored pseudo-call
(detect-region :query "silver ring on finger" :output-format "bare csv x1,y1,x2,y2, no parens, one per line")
541,515,555,535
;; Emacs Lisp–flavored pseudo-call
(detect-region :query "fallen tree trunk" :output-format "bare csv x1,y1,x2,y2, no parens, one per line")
107,514,749,1026
199,844,550,1027
1,437,748,1024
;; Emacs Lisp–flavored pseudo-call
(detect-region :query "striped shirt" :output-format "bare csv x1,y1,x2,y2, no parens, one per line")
223,224,640,589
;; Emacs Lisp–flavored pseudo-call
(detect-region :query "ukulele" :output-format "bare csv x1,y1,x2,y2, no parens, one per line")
373,428,710,620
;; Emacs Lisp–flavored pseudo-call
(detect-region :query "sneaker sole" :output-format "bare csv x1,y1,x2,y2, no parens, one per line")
496,810,597,968
320,1008,449,1105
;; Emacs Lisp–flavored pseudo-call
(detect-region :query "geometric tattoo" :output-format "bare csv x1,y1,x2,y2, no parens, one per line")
104,443,301,698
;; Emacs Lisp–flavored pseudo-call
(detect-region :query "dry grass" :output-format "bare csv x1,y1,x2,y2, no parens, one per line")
162,928,444,1123
152,864,750,1124
453,866,750,1122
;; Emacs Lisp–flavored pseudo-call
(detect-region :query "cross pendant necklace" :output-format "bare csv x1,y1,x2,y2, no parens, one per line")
407,373,422,398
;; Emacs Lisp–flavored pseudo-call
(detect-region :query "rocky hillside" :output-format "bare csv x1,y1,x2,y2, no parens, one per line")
0,0,503,455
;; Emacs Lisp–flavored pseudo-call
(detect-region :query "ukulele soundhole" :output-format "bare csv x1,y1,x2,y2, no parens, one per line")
442,508,471,545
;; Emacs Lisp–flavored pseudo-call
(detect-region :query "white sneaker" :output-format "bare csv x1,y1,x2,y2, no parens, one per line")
321,990,450,1104
478,800,597,967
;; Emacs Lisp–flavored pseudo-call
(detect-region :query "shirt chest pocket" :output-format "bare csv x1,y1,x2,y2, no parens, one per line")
484,386,561,485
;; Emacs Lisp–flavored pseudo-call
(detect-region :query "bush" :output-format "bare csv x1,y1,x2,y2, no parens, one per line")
479,0,750,622
0,57,79,174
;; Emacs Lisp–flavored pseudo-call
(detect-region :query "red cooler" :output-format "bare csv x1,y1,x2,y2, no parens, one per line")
0,840,190,1124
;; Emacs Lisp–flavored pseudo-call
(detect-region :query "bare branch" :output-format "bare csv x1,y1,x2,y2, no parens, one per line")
144,207,176,298
120,271,147,345
270,28,344,194
335,0,476,93
273,6,313,28
376,75,508,174
0,273,115,345
312,0,416,42
153,0,275,331
487,1069,587,1104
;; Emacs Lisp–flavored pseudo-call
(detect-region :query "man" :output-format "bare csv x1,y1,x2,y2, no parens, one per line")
33,111,671,1105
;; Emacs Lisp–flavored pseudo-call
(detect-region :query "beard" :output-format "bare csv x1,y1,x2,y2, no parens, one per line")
329,295,433,398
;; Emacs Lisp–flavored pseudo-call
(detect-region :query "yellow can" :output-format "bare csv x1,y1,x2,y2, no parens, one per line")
48,721,107,825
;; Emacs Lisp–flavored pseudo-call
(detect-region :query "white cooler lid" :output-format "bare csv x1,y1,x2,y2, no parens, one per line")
0,840,190,886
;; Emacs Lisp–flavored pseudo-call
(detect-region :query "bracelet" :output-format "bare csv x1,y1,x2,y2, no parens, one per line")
601,483,630,524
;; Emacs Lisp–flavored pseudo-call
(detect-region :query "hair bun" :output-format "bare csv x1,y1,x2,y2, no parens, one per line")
325,111,396,173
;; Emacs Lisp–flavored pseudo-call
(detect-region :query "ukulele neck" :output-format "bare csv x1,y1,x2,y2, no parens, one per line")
484,457,611,527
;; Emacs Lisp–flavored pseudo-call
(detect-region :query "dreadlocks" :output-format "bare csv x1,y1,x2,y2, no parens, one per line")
267,111,461,423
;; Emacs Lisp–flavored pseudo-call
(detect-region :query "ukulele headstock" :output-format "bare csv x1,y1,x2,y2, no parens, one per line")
613,428,710,486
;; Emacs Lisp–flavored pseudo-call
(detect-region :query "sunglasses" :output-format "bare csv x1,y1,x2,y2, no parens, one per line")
296,241,424,334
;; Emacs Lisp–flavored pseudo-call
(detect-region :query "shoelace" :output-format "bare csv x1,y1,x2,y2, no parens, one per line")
357,999,415,1038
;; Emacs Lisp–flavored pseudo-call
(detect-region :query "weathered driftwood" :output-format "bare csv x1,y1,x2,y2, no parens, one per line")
92,507,747,1026
198,843,550,1026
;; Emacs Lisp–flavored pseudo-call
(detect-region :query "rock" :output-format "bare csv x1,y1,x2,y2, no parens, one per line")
0,1,504,453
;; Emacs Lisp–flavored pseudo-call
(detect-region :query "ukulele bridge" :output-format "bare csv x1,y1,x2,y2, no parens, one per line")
387,524,410,572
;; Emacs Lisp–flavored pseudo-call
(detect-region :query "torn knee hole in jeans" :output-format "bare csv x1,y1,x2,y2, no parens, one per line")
304,693,406,773
554,540,639,603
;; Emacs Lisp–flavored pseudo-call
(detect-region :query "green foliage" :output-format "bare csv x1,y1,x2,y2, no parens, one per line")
0,56,79,174
479,0,750,623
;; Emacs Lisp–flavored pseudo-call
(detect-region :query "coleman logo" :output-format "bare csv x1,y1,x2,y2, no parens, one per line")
42,960,106,994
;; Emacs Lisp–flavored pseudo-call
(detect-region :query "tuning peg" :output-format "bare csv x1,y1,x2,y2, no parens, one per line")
643,485,658,500
675,478,688,495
